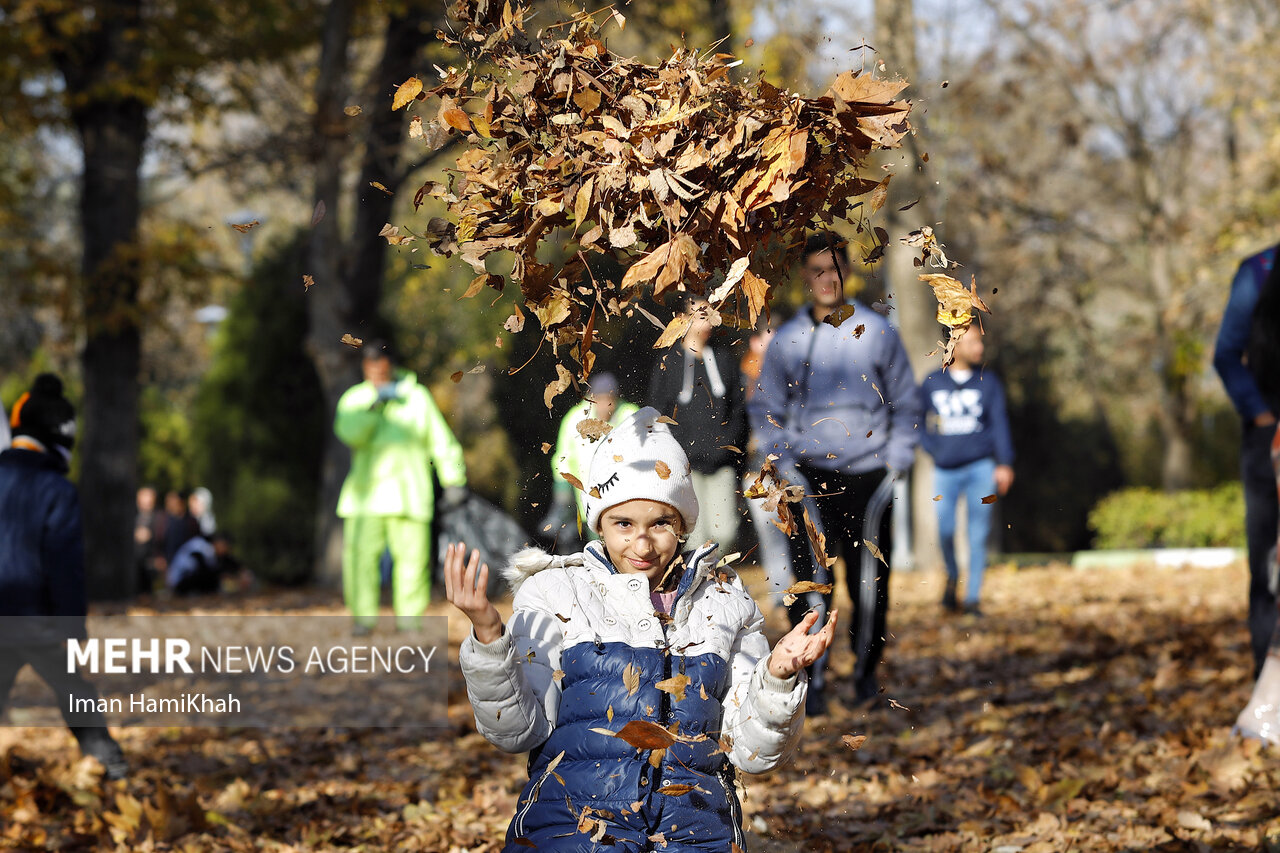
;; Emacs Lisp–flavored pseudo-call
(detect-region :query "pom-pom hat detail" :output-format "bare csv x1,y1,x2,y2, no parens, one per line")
584,406,699,532
10,373,76,452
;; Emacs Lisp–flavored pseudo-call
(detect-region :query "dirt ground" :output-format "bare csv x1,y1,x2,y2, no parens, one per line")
2,558,1277,852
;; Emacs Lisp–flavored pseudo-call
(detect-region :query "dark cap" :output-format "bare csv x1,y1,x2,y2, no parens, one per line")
588,372,620,396
11,373,77,451
361,339,394,362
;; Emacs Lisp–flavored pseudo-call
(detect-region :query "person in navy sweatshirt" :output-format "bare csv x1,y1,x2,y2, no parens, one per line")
1213,243,1279,679
920,324,1014,616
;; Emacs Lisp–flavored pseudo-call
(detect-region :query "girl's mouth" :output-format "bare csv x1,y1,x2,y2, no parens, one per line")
628,557,654,569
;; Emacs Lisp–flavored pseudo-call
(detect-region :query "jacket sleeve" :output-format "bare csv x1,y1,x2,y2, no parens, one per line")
334,384,381,448
723,354,749,454
986,374,1015,466
720,592,806,774
878,326,924,472
648,353,676,416
1214,255,1271,421
419,388,467,488
42,482,87,625
458,575,563,753
747,334,798,459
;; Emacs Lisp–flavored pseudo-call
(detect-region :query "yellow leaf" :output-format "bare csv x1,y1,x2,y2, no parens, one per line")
741,270,772,327
653,313,692,349
574,177,594,231
655,673,690,701
471,115,491,138
392,77,423,111
531,292,572,328
442,106,472,133
340,333,363,348
623,662,641,697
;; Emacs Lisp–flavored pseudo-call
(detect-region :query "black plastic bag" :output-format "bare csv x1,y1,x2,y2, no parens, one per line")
435,493,532,600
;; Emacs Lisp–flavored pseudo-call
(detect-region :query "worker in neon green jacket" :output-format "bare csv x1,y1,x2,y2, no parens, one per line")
335,342,467,633
540,373,638,544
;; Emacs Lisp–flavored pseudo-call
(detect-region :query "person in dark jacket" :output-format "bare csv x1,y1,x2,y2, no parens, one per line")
920,324,1014,616
0,374,127,780
648,295,747,550
749,233,923,714
449,408,837,852
1214,244,1280,679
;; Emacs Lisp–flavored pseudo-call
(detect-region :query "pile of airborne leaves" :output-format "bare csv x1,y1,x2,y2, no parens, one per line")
388,0,970,396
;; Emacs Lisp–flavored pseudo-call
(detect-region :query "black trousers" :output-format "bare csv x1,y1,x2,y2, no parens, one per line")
0,642,111,732
1242,423,1280,679
785,464,897,688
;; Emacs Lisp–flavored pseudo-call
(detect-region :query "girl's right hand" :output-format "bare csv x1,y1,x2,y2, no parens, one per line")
444,542,504,644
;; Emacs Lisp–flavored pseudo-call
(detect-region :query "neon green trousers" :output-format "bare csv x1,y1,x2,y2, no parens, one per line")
342,516,431,628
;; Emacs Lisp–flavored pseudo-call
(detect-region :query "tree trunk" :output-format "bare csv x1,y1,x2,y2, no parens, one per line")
307,1,439,585
874,0,937,570
50,0,148,600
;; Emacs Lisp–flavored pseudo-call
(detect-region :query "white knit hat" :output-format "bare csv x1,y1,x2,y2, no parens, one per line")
584,406,699,532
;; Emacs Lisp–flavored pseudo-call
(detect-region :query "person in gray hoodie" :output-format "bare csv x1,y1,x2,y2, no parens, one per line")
749,233,922,714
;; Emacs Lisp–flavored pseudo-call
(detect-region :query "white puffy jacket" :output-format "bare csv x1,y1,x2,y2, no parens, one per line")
459,540,808,851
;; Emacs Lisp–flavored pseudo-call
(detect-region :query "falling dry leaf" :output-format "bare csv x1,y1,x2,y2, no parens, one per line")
842,734,868,751
343,105,362,116
450,371,464,383
655,673,691,702
302,274,315,291
311,200,327,227
981,494,998,504
540,442,552,454
623,662,640,697
864,539,887,566
823,304,857,328
654,461,671,480
544,364,573,410
392,77,423,111
783,581,834,596
229,220,259,234
369,181,393,195
560,471,585,492
576,418,612,441
340,333,363,348
656,784,697,796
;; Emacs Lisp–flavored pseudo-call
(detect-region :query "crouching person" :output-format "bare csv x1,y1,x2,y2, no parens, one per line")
447,407,836,851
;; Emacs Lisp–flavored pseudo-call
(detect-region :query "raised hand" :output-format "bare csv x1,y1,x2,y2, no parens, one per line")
443,542,504,644
768,610,838,679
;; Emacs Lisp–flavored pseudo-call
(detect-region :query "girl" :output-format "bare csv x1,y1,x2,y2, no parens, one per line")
447,407,836,851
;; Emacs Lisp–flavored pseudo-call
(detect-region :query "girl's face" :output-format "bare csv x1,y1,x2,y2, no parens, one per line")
598,499,684,590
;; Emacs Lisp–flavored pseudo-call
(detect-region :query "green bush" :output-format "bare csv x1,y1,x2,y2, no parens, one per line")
192,234,324,585
1087,484,1246,549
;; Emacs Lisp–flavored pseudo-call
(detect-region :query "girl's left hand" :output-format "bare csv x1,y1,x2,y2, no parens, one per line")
767,610,838,679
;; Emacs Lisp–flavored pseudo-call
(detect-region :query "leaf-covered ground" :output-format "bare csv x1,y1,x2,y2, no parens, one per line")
3,559,1277,852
